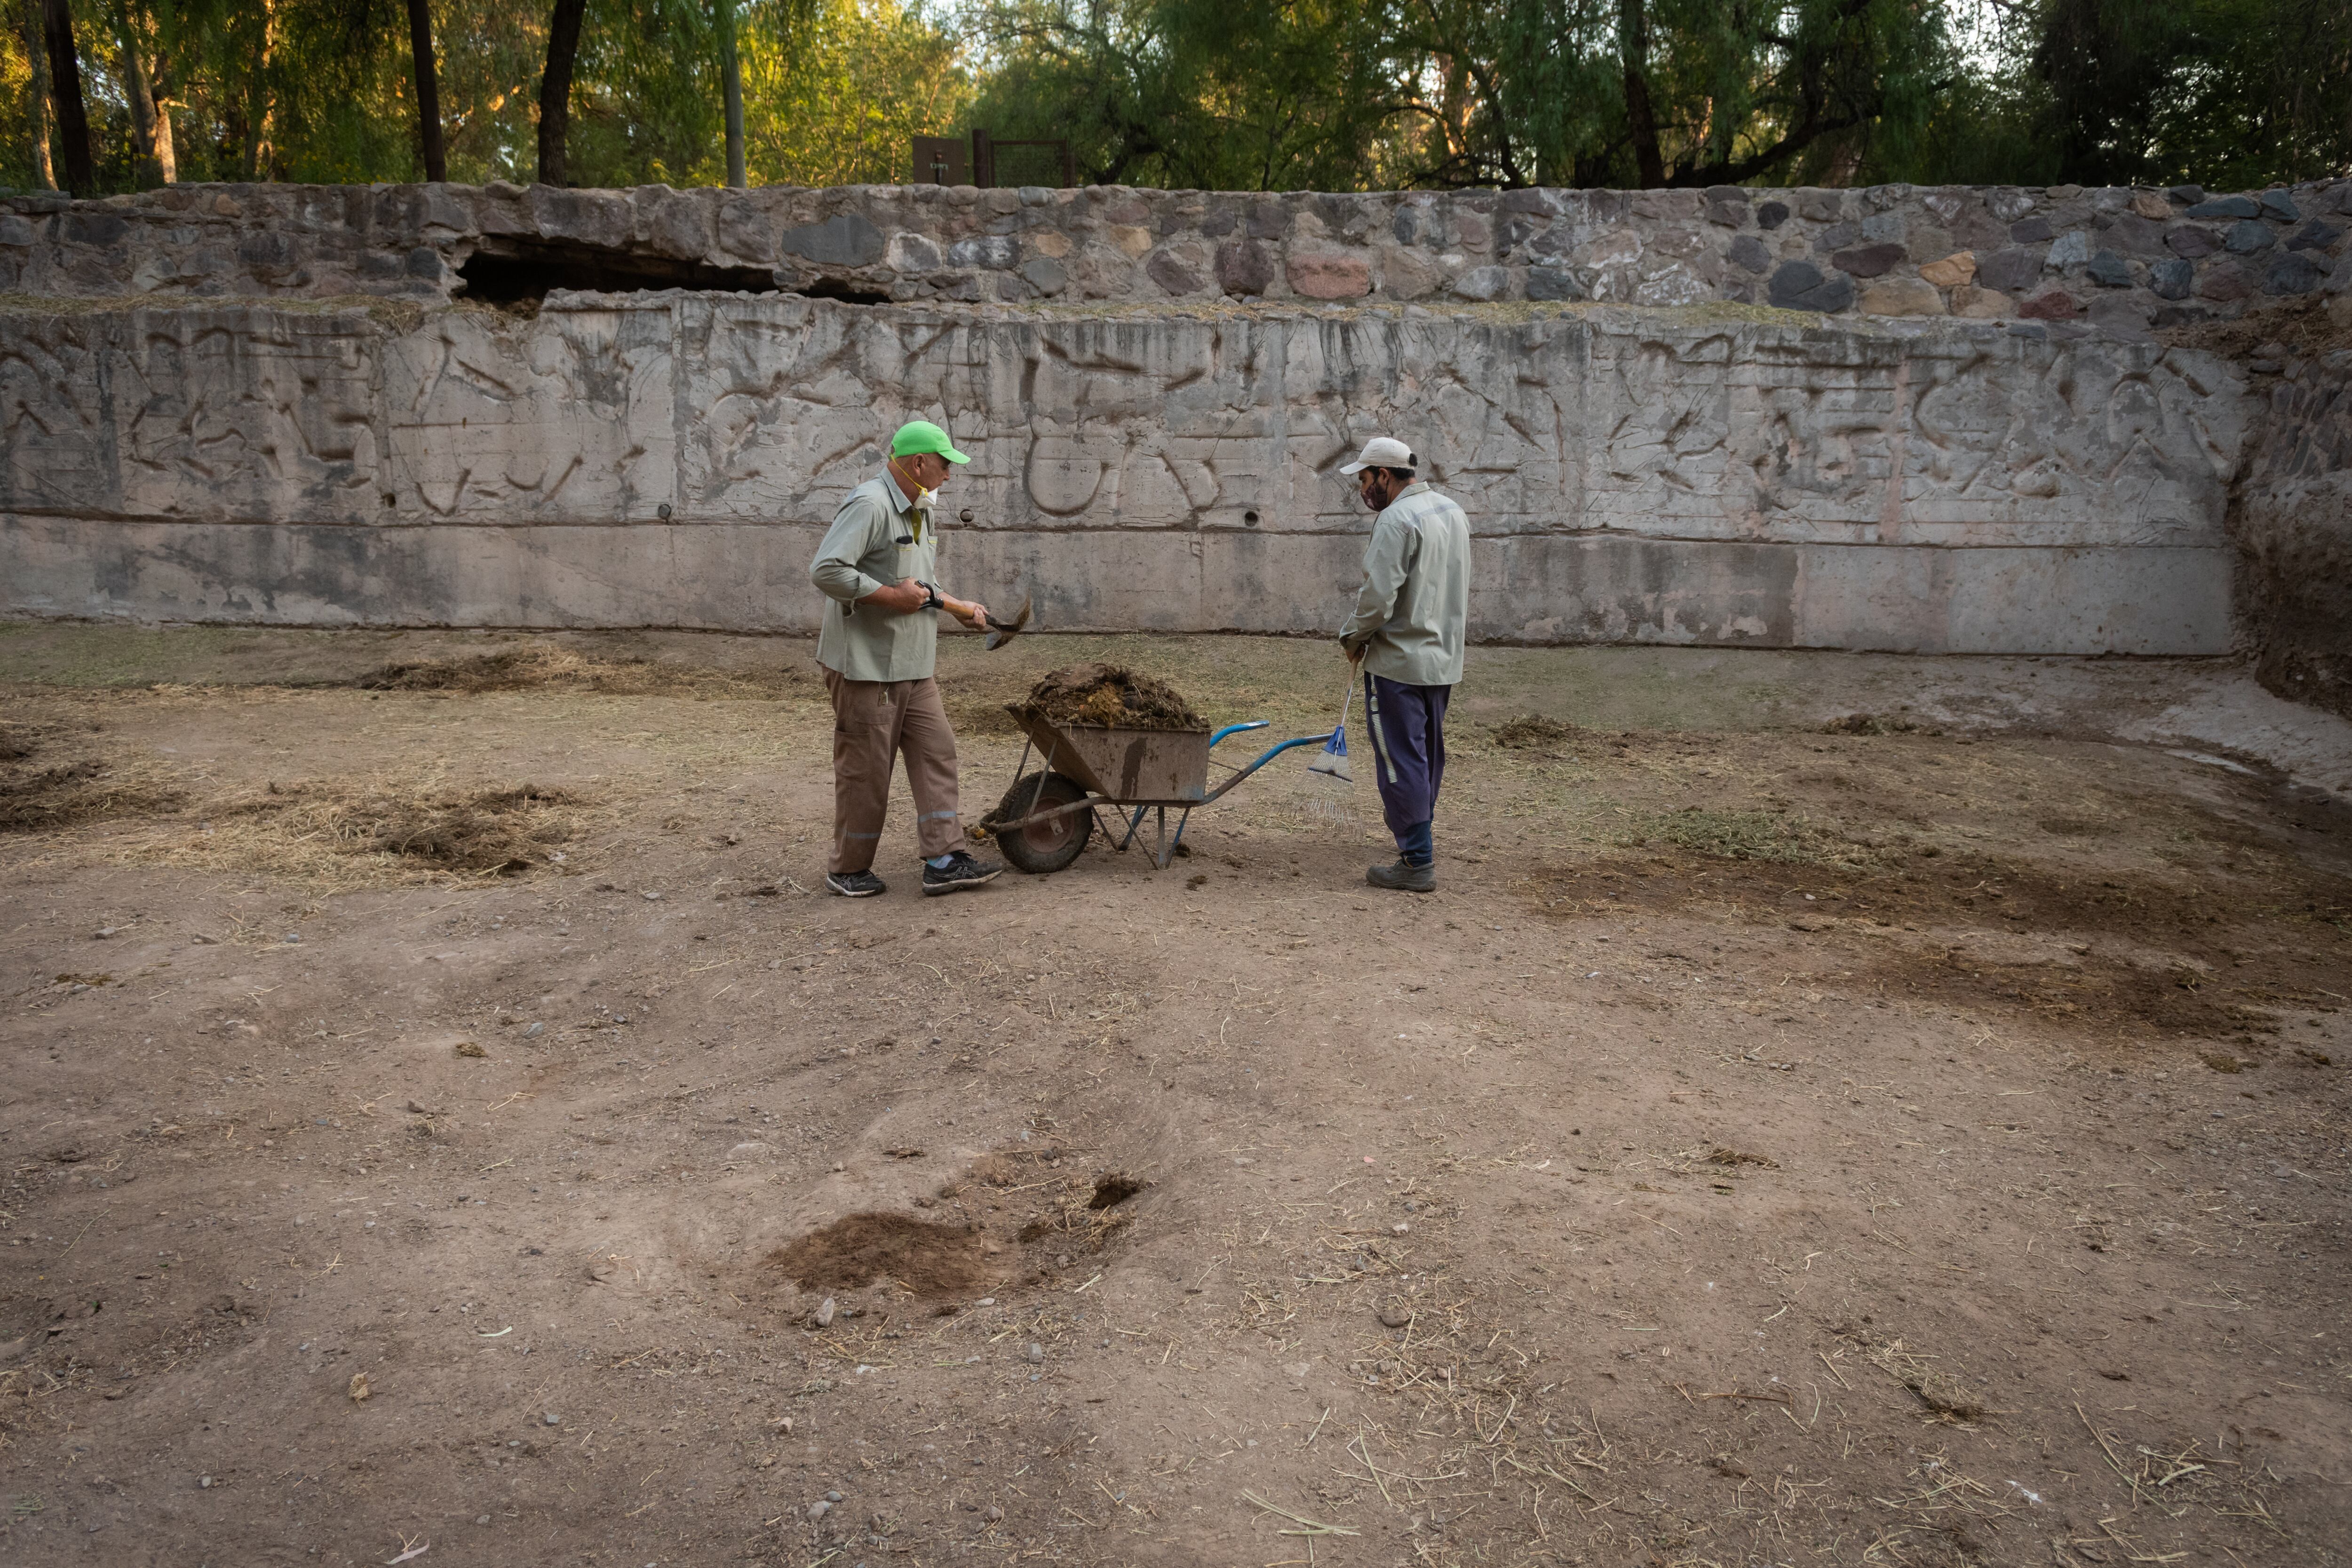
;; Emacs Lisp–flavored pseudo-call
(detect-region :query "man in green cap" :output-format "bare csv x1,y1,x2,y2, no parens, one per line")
808,420,1004,898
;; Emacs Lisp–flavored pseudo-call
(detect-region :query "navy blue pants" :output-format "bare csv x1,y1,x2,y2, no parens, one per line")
1363,673,1450,866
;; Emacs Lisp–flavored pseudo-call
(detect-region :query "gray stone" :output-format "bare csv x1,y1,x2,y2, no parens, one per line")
885,231,942,271
1703,187,1749,228
1244,201,1288,239
0,215,32,247
1860,210,1907,244
2009,216,2054,244
1796,189,1843,222
2257,190,2299,223
1393,206,1437,247
2287,220,2344,252
717,198,777,263
1756,200,1790,231
1524,266,1582,301
64,213,130,247
642,189,715,258
2150,258,2194,300
1018,257,1068,295
2047,231,2090,267
1830,242,1905,278
1019,186,1055,207
2224,220,2275,254
815,1297,837,1328
2104,213,2166,256
946,234,1015,270
2264,252,2325,295
1767,260,1854,312
1025,1342,1044,1364
2165,184,2204,206
1146,250,1204,295
1976,247,2045,292
808,1500,830,1520
2185,196,2259,219
1214,239,1274,295
1986,189,2036,222
2166,225,2218,258
1451,265,1510,302
1814,221,1860,252
2085,251,2134,287
534,188,629,248
781,214,885,268
1726,235,1771,275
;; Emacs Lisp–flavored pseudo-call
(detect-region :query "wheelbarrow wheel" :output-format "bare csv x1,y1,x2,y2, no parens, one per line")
992,772,1093,875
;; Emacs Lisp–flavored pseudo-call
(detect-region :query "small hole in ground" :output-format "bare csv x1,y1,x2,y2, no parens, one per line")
1089,1171,1146,1210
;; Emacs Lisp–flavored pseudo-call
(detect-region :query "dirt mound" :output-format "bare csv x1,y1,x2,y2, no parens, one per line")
215,781,580,875
1491,714,1585,749
0,725,185,833
765,1213,993,1297
1012,662,1205,731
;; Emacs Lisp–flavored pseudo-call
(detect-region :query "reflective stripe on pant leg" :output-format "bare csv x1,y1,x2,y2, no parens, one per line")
1363,671,1396,787
899,676,965,859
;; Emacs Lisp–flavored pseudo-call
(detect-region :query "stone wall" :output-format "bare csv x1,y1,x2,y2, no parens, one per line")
4,176,2350,335
2231,349,2352,717
0,292,2246,654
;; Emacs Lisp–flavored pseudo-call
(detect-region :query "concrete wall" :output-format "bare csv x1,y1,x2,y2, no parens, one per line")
0,293,2247,653
2232,350,2352,716
5,176,2350,334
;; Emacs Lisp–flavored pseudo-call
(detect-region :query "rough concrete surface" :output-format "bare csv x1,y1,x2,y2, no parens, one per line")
1,296,2247,653
2230,352,2352,717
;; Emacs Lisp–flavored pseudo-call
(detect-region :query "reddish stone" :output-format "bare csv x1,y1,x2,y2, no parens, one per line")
1287,252,1372,300
2197,264,2251,302
2017,288,2082,320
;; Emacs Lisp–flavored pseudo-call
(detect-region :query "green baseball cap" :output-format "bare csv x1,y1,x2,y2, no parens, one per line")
890,420,969,464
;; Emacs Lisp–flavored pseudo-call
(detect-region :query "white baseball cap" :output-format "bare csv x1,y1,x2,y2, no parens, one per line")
1338,436,1417,475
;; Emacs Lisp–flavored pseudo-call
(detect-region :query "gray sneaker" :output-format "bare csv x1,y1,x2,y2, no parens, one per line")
1367,859,1435,892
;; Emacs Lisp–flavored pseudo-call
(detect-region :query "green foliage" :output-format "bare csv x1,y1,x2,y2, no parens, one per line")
739,0,968,186
0,0,2341,195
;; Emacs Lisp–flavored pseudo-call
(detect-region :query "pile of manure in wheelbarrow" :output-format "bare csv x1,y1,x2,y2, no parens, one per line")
1012,662,1206,731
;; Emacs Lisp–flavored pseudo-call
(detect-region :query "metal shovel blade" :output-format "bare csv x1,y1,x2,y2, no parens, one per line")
984,595,1033,651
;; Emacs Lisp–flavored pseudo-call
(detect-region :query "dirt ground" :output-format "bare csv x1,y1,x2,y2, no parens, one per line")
1,623,2348,1568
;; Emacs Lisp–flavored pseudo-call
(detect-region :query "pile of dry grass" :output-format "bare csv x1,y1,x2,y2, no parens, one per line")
1489,713,1587,750
0,722,185,833
212,780,583,876
352,643,800,700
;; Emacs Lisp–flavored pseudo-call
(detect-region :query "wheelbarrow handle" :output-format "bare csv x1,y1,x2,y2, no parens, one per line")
1209,721,1271,747
1196,732,1340,804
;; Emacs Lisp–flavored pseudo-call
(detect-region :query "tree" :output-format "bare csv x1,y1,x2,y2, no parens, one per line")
715,0,740,185
38,0,93,192
15,0,60,188
407,0,446,179
538,0,585,182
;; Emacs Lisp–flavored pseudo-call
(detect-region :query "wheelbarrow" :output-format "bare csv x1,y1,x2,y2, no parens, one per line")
980,708,1337,874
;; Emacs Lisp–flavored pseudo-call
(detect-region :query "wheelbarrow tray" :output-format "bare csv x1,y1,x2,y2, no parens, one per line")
1008,708,1211,804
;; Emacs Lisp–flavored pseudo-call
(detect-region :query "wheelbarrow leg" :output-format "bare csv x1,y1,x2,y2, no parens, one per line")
1115,805,1149,852
1158,807,1193,870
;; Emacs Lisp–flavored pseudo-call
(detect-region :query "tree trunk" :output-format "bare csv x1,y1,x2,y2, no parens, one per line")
111,0,165,186
717,0,744,189
17,0,56,189
538,0,588,186
39,0,94,195
242,1,276,179
1619,0,1665,187
407,0,446,181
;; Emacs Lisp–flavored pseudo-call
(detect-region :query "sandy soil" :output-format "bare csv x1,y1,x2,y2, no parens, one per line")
1,625,2348,1568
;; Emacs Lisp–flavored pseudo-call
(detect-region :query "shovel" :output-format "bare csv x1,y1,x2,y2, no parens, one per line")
984,595,1033,652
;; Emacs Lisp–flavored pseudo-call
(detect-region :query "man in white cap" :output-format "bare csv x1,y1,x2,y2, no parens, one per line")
1335,437,1470,893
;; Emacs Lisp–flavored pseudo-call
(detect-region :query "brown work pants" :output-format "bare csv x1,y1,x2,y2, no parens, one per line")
825,670,963,872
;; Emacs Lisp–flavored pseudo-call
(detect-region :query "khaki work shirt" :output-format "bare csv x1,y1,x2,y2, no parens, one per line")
1338,481,1471,687
810,470,943,683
